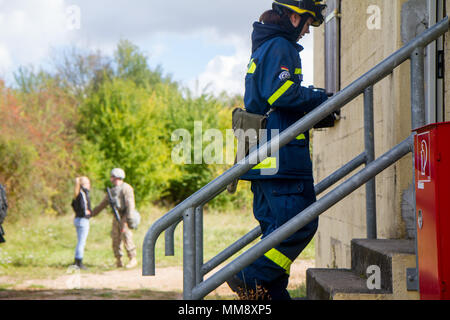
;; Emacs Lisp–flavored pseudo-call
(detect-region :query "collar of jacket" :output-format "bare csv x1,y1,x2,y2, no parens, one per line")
251,22,304,54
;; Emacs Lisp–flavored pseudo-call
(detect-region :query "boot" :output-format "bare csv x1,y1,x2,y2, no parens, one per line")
125,257,137,269
226,274,271,300
75,258,88,270
116,258,124,268
226,274,247,298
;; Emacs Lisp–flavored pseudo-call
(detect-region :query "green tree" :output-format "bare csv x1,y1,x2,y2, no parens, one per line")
114,39,168,89
78,78,177,204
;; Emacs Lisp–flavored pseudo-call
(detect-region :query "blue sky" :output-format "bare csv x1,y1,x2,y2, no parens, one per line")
0,0,315,96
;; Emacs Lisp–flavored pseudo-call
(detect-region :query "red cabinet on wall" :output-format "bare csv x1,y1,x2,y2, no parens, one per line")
415,122,450,300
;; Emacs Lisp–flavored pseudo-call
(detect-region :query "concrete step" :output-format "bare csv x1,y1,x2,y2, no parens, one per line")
306,269,389,300
306,239,419,300
351,239,415,292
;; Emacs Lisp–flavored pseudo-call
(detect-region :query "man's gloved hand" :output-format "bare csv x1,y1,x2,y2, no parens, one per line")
317,91,329,104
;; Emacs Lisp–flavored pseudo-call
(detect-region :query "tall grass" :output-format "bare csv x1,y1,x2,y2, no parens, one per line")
0,205,314,282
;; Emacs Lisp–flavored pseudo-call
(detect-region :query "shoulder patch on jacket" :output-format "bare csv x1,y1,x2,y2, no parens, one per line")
279,70,291,81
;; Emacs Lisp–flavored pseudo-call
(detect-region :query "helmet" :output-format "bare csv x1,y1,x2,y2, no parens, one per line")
110,168,126,180
273,0,327,27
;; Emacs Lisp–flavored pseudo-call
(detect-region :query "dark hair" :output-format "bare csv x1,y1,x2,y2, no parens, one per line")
259,8,292,25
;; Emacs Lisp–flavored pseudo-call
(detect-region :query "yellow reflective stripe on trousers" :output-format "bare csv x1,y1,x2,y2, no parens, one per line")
252,157,277,170
295,68,302,74
296,133,306,140
268,80,294,106
264,248,293,275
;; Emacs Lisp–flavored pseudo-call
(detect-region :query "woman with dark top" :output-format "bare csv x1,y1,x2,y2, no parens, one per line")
71,176,92,270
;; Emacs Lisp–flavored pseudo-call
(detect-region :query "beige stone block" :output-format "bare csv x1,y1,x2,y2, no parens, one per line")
313,0,417,268
333,293,393,300
391,254,420,300
327,248,419,300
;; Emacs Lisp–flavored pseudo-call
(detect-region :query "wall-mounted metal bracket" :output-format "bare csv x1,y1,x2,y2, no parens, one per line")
325,8,341,24
407,268,419,291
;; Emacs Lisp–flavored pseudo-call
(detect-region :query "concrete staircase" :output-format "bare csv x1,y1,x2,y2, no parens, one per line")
306,239,420,300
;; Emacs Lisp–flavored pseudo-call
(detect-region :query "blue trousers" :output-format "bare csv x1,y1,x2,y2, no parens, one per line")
74,217,90,260
238,179,318,300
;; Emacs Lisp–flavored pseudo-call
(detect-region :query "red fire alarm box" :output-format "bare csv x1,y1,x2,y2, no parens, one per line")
414,122,450,300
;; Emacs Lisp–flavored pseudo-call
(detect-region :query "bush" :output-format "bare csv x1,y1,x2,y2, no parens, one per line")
0,39,253,221
77,78,176,203
0,77,79,219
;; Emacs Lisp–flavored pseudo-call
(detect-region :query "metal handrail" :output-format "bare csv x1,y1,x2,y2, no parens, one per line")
194,151,367,277
191,136,413,300
143,17,449,300
165,150,366,261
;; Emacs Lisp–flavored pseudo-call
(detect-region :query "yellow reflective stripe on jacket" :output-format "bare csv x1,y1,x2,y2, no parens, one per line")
268,80,294,106
252,157,277,170
295,68,302,75
265,248,293,275
247,59,257,74
296,133,306,140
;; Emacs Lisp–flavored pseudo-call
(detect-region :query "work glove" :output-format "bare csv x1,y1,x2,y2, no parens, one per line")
308,86,340,129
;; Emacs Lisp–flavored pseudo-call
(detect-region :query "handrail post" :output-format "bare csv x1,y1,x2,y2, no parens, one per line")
411,47,426,129
364,86,377,239
410,46,426,292
165,219,181,256
195,206,204,286
191,137,413,300
142,18,449,298
183,207,196,300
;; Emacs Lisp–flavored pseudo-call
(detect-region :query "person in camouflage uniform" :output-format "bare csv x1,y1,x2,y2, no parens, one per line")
92,168,137,269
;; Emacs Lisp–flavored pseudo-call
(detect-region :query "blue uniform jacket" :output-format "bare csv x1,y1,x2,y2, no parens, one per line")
241,22,328,181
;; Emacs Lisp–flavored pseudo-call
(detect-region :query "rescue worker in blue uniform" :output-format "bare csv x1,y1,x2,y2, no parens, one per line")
227,0,328,300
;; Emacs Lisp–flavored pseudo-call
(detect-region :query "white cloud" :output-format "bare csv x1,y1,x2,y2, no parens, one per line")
193,51,247,96
189,33,250,96
0,0,317,96
73,0,273,41
191,28,316,96
0,0,75,80
149,43,167,60
0,45,12,72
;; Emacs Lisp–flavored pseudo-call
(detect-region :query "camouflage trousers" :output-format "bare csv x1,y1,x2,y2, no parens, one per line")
111,218,137,260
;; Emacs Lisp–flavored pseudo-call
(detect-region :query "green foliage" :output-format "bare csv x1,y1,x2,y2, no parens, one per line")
0,137,37,183
0,79,79,220
1,38,252,219
114,39,165,88
51,47,113,100
13,66,53,94
161,91,225,203
78,78,176,203
76,41,252,208
0,136,38,220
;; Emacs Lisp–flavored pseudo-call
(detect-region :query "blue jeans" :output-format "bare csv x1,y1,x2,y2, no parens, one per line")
74,217,90,260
